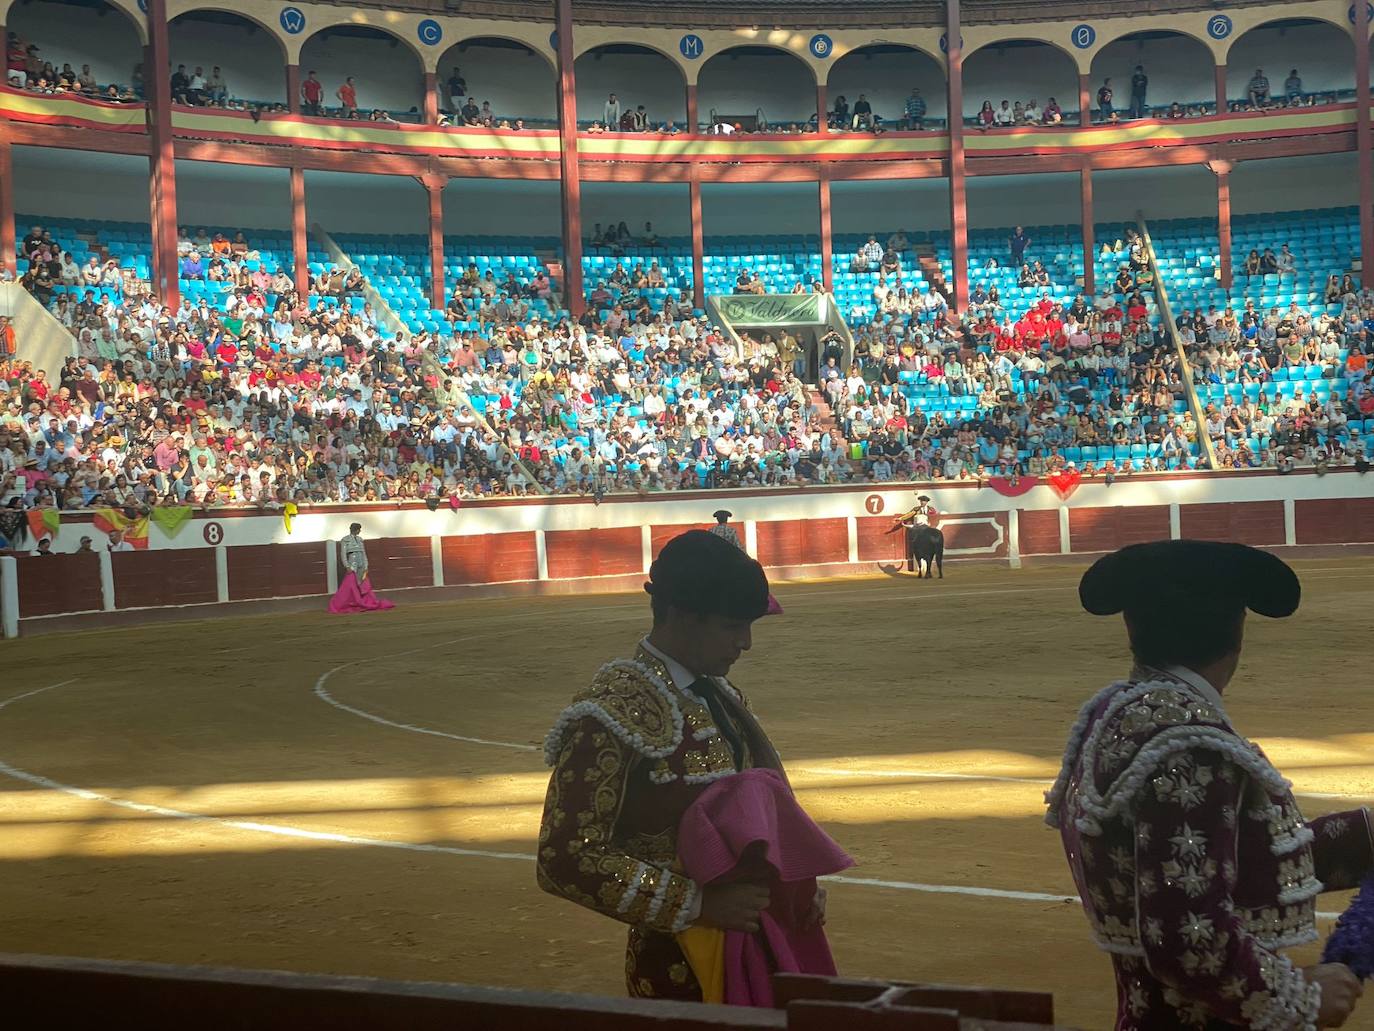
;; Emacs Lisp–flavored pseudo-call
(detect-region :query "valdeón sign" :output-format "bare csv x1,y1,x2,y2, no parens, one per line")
716,294,826,327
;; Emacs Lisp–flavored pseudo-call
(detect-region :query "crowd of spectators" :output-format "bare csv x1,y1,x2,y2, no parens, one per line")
5,33,138,103
10,209,1372,533
819,226,1207,481
1174,279,1374,470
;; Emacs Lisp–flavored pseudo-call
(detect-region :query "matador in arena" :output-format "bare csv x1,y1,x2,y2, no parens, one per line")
1048,540,1373,1030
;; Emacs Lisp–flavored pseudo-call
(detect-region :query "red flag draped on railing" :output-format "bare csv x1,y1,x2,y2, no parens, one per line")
91,508,150,549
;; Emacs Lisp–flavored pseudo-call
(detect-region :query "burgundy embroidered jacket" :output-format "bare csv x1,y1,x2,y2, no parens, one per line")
1047,670,1374,1030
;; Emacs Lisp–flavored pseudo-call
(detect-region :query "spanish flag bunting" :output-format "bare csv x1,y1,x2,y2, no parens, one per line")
26,508,60,541
92,508,151,550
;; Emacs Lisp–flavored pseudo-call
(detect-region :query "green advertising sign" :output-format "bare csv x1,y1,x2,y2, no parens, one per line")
715,293,826,327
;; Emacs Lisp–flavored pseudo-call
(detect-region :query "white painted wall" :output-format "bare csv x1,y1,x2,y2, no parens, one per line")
963,42,1079,119
828,48,947,124
1089,33,1214,111
832,178,951,235
580,182,690,237
444,177,563,237
168,16,287,105
436,39,557,122
696,49,817,126
8,145,1362,242
23,468,1366,555
575,49,686,127
1226,22,1355,100
1228,152,1359,214
297,29,425,115
7,0,142,89
700,181,818,239
307,170,430,235
177,162,292,232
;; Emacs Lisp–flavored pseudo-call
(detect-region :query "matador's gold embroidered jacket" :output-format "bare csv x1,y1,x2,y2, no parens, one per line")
1047,668,1374,1030
536,645,781,999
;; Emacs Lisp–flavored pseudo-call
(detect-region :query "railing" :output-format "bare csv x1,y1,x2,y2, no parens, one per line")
1138,213,1219,470
3,88,1357,169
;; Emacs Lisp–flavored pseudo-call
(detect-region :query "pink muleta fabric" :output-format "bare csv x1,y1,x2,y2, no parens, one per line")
677,767,853,1006
328,572,396,614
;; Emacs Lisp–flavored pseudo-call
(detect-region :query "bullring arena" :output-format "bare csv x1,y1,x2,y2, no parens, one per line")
3,484,1374,1028
8,0,1374,1022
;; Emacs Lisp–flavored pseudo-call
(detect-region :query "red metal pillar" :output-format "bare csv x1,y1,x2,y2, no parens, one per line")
290,165,308,295
285,63,300,115
1214,64,1227,115
554,0,584,315
689,175,704,309
818,176,833,294
145,46,161,294
1355,0,1374,288
685,83,698,133
1210,159,1233,291
423,72,439,125
424,175,446,310
145,0,179,306
1080,163,1095,296
815,82,827,133
1077,73,1092,127
945,0,968,313
0,139,14,279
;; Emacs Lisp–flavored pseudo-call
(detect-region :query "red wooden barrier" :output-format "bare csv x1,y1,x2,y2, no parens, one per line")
1295,498,1374,545
545,527,642,579
1018,509,1061,555
227,543,328,601
855,516,907,563
1178,501,1284,545
0,954,1072,1030
15,553,103,616
651,523,716,558
1068,505,1169,554
366,537,433,590
112,550,217,609
441,531,538,585
754,519,848,568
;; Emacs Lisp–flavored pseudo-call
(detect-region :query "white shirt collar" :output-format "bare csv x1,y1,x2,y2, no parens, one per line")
1146,663,1228,715
639,637,700,694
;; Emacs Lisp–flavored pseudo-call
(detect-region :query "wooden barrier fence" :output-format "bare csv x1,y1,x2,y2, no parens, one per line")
0,954,1076,1030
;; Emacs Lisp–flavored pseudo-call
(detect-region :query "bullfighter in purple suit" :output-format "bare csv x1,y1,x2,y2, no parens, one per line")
1047,540,1372,1030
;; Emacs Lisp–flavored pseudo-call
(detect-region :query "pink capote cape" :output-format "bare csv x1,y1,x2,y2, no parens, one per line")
328,572,396,614
677,767,853,1007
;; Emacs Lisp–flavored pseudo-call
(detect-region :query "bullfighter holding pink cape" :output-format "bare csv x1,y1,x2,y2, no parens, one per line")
329,522,395,614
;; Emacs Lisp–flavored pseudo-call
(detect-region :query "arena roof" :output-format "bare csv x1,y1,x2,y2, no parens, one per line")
396,0,1288,30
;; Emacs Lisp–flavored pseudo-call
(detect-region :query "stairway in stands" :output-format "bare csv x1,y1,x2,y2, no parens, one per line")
915,244,951,303
537,248,565,309
808,387,837,433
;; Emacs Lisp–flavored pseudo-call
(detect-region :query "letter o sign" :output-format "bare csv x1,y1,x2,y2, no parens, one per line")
1070,24,1096,49
1206,14,1233,40
202,521,224,545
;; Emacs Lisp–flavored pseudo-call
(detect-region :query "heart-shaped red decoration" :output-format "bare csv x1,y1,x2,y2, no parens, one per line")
1048,469,1082,500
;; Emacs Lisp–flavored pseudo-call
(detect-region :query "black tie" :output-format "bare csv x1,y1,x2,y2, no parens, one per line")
689,677,744,771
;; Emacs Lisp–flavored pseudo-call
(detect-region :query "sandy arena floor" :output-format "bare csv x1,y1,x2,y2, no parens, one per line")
1,560,1373,1029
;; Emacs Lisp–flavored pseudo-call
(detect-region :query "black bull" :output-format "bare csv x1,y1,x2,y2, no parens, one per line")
905,525,945,579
